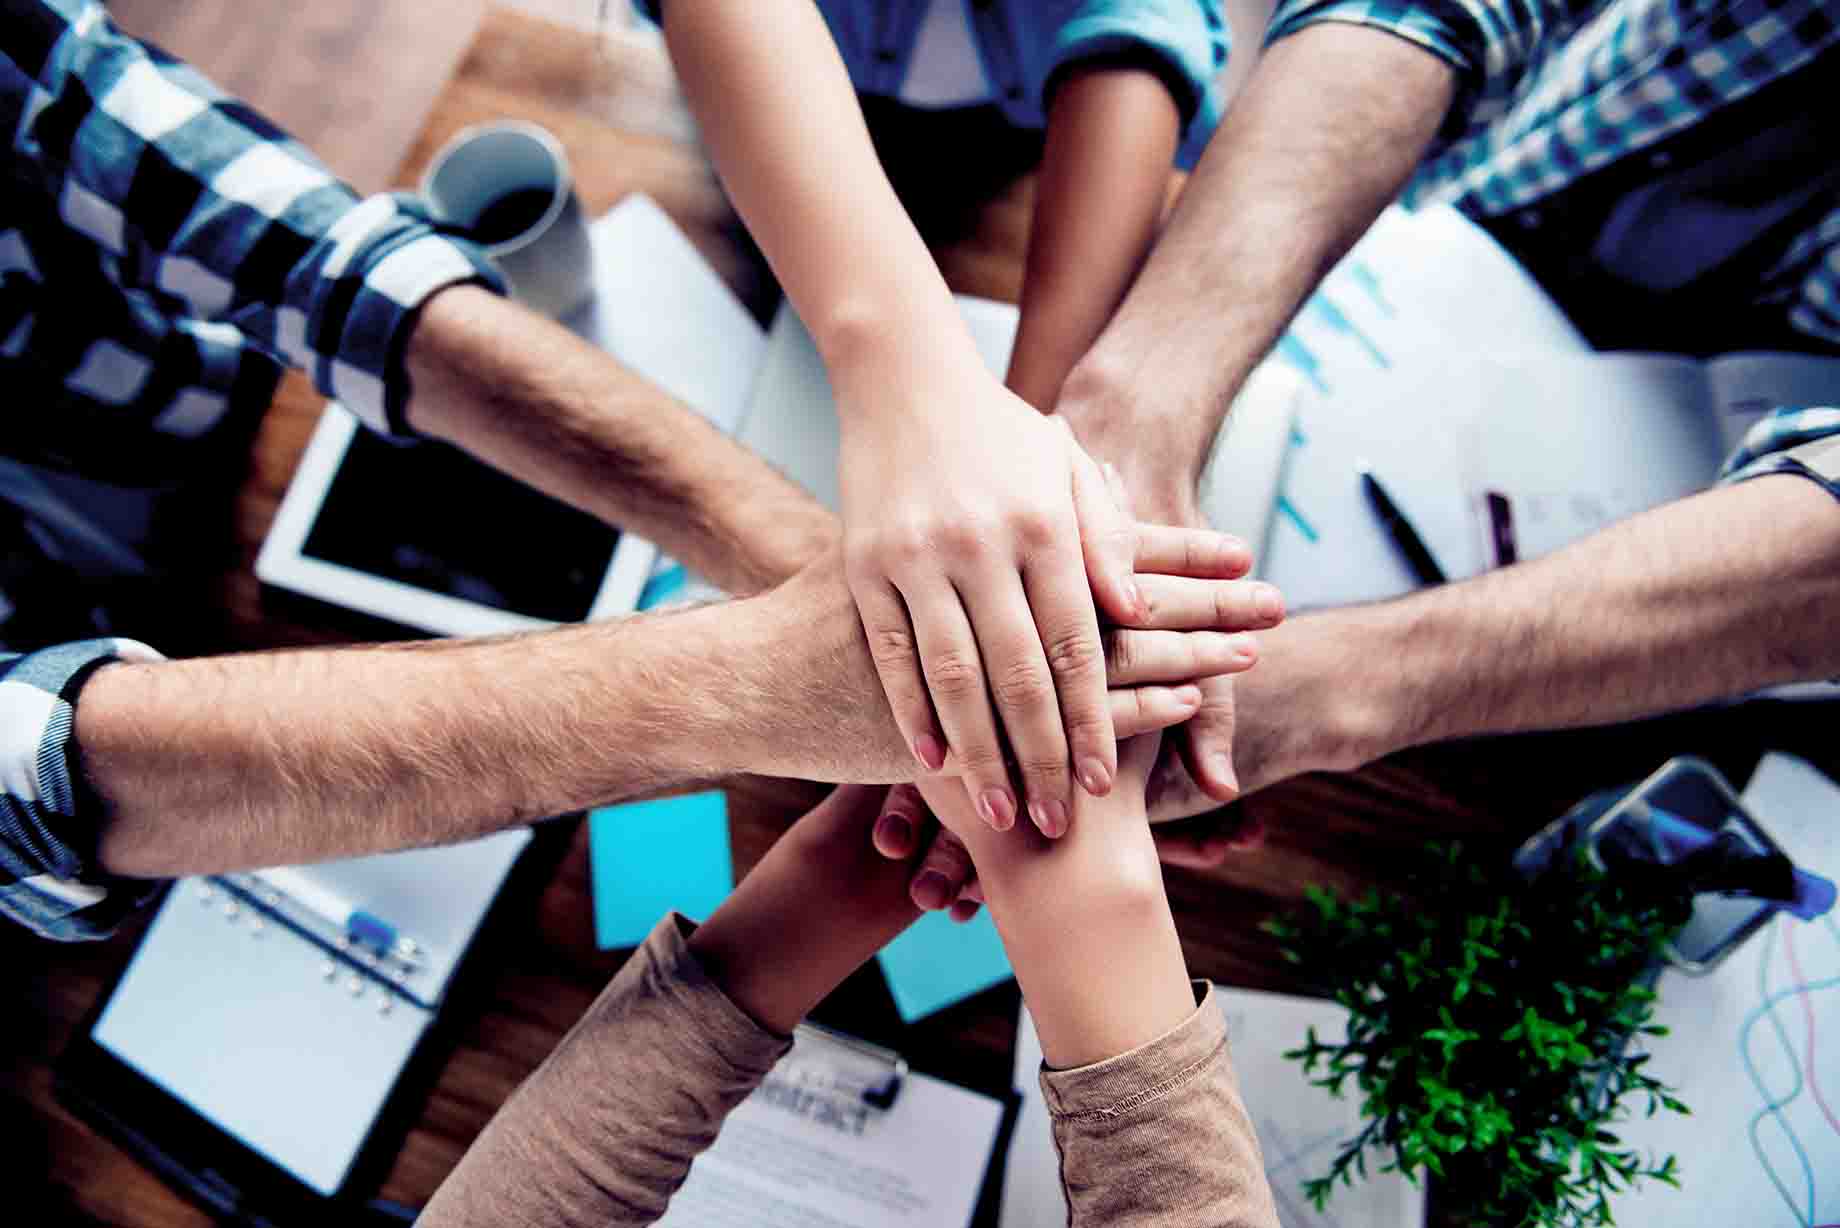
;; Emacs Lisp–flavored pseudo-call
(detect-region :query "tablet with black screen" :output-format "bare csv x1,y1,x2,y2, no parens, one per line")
257,404,654,636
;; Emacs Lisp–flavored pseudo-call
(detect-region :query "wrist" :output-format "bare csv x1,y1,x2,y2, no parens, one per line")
816,296,989,418
1262,606,1427,775
720,568,918,784
981,822,1192,1069
1056,357,1214,508
717,499,842,595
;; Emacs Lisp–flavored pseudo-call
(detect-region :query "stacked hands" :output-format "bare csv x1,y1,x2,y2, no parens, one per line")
828,384,1286,921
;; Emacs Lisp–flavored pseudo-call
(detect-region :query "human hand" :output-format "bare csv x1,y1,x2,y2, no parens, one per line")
839,374,1149,841
880,748,1264,911
889,607,1407,883
881,595,1312,899
1062,415,1270,814
905,728,1165,907
748,536,1276,785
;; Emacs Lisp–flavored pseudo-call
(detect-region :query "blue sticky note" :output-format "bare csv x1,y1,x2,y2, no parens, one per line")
588,792,733,949
637,561,689,611
876,908,1013,1022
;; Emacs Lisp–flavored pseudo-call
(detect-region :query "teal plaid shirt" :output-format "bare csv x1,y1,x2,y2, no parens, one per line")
1266,0,1840,498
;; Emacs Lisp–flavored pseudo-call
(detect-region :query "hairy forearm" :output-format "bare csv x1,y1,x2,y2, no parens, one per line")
1006,66,1179,411
80,602,782,877
407,285,836,596
1263,476,1840,778
1058,24,1454,496
658,2,983,402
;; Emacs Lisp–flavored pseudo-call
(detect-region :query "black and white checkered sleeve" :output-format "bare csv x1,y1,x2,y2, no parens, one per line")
0,636,163,941
3,0,506,436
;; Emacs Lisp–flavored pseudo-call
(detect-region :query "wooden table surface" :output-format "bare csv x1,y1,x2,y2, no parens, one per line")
14,10,1823,1226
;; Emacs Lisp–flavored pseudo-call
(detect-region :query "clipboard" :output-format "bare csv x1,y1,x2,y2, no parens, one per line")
57,825,546,1225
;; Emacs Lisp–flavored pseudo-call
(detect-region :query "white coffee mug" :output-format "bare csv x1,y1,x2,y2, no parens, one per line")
420,121,594,319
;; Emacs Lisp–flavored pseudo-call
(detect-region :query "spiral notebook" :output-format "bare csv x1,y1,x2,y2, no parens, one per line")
80,829,530,1201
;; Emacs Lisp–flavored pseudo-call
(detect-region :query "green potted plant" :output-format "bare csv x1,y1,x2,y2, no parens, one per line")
1264,841,1694,1227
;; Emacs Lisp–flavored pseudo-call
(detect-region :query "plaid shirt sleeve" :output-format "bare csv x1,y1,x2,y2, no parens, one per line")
1262,0,1581,134
0,636,163,941
2,0,505,436
1720,406,1840,500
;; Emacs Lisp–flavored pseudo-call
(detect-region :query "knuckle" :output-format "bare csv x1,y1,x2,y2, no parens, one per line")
1017,754,1070,784
924,651,985,701
1063,707,1112,744
991,660,1054,712
867,625,918,670
881,524,933,571
1213,585,1240,627
1187,533,1211,575
1044,627,1103,681
932,516,992,562
1008,506,1061,552
956,742,1007,775
843,543,880,584
925,838,972,876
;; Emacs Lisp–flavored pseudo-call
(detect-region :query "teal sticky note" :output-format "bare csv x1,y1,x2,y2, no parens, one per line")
637,561,688,611
588,792,733,949
876,908,1012,1022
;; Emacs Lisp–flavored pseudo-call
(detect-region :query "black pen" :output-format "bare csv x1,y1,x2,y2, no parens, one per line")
1358,462,1447,585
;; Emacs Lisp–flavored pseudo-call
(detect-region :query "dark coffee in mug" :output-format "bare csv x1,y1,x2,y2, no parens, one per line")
467,185,556,246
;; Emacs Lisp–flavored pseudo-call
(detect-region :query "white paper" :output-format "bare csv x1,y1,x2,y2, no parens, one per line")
659,1063,1005,1227
569,195,766,437
1467,354,1727,563
1606,753,1840,1228
1261,204,1591,607
1706,351,1840,452
1261,356,1488,609
1002,995,1426,1228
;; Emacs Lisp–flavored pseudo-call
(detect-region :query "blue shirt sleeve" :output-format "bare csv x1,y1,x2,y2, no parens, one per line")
0,635,164,941
1038,0,1231,168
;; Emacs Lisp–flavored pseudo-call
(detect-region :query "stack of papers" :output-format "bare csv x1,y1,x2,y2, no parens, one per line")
1258,204,1840,612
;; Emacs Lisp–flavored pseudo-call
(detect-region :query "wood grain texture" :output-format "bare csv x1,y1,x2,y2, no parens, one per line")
21,9,1826,1228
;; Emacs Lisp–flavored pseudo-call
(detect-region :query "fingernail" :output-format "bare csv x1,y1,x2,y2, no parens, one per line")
1254,584,1285,623
1176,685,1203,708
1212,752,1239,793
876,811,914,852
1078,757,1112,796
913,871,952,911
913,734,946,772
1231,634,1259,666
1126,580,1146,620
977,788,1016,831
1029,798,1069,838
